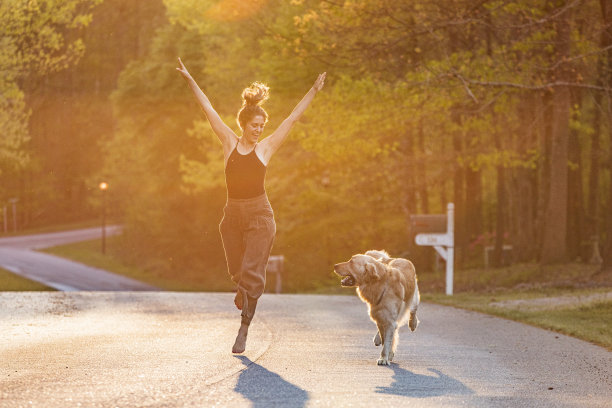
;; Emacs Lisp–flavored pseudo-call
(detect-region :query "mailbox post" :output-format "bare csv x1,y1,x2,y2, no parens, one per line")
414,203,455,295
267,255,284,293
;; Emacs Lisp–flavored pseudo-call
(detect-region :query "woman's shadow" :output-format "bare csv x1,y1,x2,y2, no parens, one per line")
233,355,309,408
376,363,474,398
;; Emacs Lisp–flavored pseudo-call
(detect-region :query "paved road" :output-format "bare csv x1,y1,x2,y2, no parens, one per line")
0,227,123,250
0,227,157,291
1,292,610,407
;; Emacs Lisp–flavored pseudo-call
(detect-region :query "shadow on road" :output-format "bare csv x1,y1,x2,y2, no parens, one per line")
376,364,474,398
234,355,309,408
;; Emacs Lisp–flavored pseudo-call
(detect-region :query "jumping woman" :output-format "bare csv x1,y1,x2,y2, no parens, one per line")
177,58,326,353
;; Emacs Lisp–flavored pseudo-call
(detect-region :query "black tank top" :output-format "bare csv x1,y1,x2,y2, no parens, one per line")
225,143,266,199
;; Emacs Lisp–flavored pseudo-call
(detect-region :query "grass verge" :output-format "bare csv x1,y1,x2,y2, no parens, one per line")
423,288,612,350
41,236,230,292
0,267,54,291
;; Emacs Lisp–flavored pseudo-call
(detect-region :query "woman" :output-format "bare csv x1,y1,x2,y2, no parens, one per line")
177,58,326,353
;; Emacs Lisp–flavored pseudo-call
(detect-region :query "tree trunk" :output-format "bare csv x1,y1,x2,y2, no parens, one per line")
493,130,506,267
510,94,539,262
589,80,602,244
603,168,612,270
540,4,572,264
452,113,465,268
588,20,609,245
402,129,417,215
465,165,482,248
566,93,586,261
417,119,429,214
601,0,612,270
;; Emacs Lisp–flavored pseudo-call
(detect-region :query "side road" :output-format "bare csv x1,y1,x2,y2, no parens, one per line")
0,227,157,291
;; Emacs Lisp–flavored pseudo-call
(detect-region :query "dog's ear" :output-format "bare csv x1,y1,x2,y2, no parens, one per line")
365,261,384,280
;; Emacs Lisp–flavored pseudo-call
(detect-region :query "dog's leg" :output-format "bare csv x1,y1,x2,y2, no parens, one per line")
408,282,420,332
377,322,396,365
389,327,399,362
373,331,382,346
409,311,419,331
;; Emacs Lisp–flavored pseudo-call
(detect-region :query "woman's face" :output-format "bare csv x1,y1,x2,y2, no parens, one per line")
243,115,266,144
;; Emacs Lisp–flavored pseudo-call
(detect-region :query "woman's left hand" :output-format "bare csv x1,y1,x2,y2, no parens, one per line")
313,72,326,92
176,57,193,81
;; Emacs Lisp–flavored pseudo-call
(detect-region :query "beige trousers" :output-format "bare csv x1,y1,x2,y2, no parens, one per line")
219,193,276,300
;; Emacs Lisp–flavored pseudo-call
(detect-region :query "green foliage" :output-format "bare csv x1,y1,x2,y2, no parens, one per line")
0,0,100,77
0,0,97,180
0,0,102,216
0,83,29,178
102,0,612,289
6,0,609,289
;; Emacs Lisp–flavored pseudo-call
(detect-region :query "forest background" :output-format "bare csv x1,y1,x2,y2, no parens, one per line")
1,0,611,293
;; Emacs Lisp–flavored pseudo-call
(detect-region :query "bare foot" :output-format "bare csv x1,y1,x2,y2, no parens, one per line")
232,324,249,354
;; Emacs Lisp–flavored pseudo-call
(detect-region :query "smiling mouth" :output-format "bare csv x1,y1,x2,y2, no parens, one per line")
340,275,356,287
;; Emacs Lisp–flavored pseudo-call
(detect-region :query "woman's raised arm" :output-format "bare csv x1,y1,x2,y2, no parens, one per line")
176,58,237,151
258,72,326,164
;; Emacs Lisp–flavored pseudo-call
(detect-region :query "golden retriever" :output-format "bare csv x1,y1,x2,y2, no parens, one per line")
334,250,419,365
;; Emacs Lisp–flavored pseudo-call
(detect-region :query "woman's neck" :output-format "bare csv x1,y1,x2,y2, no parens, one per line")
239,138,256,150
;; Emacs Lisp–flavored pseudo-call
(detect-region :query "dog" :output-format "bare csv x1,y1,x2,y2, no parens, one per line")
334,250,419,365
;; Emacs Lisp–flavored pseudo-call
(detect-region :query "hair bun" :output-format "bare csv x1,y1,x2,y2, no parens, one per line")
241,82,270,106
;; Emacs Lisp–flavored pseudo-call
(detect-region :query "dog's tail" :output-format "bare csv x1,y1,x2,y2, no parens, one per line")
408,281,420,332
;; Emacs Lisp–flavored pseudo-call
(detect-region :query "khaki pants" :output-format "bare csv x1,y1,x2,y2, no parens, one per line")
219,194,276,300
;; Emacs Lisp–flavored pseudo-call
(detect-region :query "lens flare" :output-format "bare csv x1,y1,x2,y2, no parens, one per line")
205,0,268,22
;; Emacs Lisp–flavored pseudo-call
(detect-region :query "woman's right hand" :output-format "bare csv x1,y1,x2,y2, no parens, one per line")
176,57,193,81
312,72,326,92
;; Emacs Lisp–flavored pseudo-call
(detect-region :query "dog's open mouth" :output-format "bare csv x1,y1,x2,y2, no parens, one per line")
340,275,356,287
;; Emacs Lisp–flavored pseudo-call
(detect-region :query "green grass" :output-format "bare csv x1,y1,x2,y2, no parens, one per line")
423,288,612,350
41,236,231,292
0,267,54,291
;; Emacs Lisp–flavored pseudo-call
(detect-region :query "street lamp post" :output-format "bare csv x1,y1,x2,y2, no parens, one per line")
321,172,331,265
99,182,108,254
8,198,18,232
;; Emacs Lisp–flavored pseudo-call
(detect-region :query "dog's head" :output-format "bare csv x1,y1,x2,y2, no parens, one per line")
334,254,386,287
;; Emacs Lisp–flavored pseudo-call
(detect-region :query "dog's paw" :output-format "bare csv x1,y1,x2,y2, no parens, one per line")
389,351,394,362
377,358,390,366
373,332,381,346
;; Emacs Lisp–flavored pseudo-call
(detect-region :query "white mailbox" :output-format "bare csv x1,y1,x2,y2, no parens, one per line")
414,203,455,295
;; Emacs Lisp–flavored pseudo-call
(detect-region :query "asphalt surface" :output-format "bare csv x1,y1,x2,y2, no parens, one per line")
1,292,610,407
0,227,123,250
0,227,157,291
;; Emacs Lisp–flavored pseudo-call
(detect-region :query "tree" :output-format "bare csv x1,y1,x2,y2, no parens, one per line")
0,0,102,222
20,0,165,225
599,0,612,271
100,0,611,290
540,1,573,263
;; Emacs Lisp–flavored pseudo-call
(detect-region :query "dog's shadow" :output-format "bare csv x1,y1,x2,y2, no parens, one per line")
376,364,474,398
233,355,310,408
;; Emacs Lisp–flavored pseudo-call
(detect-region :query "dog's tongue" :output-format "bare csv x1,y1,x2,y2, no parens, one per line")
341,275,355,287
